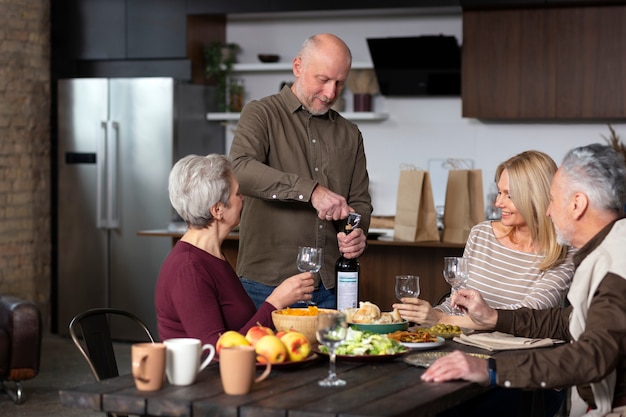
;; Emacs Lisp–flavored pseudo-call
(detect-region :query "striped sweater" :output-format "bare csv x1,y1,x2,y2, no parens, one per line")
437,221,576,314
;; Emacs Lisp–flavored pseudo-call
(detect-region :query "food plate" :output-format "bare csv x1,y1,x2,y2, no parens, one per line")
401,336,445,350
255,353,320,369
412,326,474,339
312,345,408,363
349,320,409,334
404,351,491,368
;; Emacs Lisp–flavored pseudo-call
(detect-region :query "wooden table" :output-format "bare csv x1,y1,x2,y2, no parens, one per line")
137,230,464,308
59,341,492,417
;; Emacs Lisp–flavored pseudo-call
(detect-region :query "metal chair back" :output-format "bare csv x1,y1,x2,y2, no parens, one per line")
68,308,155,381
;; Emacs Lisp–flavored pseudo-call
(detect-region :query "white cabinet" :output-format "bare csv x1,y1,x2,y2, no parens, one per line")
206,61,389,122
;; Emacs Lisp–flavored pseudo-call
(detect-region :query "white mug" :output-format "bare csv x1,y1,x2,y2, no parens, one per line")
164,338,215,386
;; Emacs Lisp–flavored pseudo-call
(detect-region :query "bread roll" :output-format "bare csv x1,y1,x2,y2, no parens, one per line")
350,301,381,323
391,308,402,322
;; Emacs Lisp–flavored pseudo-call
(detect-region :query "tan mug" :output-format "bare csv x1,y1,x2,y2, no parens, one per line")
219,345,271,395
164,338,215,386
131,342,166,391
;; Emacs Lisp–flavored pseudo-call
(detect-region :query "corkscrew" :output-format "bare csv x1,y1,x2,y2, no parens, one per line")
344,212,361,234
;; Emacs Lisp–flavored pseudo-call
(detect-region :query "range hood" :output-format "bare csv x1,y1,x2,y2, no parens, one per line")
367,35,461,96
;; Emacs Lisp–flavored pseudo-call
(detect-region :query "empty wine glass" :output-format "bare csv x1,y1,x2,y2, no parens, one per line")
442,257,469,315
316,311,347,387
395,275,420,301
296,246,322,305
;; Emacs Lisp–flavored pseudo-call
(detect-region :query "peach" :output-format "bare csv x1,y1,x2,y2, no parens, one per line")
216,330,250,353
245,323,274,346
280,331,311,362
255,335,287,364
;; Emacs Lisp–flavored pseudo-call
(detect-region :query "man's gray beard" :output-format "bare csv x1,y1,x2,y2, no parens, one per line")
295,84,330,116
556,229,572,247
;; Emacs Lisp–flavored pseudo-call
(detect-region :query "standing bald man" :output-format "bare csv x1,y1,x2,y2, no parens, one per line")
230,34,373,309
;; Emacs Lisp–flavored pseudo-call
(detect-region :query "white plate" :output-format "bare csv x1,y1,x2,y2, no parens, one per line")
401,336,445,350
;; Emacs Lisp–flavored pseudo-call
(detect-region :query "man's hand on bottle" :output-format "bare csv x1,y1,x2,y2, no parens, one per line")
337,228,366,258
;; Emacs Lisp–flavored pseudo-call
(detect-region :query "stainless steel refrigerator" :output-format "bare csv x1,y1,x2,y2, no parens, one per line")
55,77,223,340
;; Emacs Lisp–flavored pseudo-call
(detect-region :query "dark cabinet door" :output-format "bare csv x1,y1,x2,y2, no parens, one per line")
462,5,626,119
126,0,187,59
65,0,126,60
62,0,186,60
554,6,626,118
462,8,557,118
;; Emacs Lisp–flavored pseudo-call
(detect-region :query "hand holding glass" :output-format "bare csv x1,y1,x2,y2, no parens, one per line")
395,275,420,301
316,312,347,387
296,246,322,305
442,257,469,315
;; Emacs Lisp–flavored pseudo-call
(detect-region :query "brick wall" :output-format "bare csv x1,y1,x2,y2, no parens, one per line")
0,0,51,327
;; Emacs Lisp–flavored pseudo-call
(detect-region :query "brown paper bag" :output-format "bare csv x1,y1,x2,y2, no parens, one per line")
394,165,440,242
441,169,485,244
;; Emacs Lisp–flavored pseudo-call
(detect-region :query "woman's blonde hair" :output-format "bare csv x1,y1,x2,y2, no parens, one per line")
495,150,568,270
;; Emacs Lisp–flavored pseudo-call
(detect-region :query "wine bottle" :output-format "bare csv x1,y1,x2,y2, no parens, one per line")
336,213,361,311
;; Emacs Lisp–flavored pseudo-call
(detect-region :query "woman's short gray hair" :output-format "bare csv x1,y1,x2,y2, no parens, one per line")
168,154,233,228
560,143,626,214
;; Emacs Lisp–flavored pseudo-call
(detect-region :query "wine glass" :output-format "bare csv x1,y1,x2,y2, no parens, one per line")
296,246,322,305
316,312,348,387
395,275,420,301
442,257,469,315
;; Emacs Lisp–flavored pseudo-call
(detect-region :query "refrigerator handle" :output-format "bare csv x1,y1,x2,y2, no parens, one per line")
97,121,120,229
107,121,120,229
96,121,107,228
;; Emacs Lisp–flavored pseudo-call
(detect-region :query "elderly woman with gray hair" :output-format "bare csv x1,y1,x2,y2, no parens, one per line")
155,154,314,347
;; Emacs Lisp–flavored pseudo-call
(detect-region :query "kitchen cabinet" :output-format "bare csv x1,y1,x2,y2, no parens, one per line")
59,0,186,60
460,0,626,8
186,0,460,15
462,5,626,119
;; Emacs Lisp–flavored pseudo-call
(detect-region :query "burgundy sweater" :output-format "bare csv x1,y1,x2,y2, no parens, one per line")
155,241,276,346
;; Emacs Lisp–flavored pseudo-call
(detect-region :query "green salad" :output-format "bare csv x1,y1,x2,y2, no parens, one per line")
319,328,407,356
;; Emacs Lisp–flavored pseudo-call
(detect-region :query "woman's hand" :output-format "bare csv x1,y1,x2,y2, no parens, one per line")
267,272,315,309
392,298,443,326
421,350,490,385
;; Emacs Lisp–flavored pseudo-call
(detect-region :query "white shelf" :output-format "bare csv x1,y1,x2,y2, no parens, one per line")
207,111,388,122
231,61,373,72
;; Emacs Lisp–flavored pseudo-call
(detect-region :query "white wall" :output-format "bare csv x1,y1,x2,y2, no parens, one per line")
225,9,624,216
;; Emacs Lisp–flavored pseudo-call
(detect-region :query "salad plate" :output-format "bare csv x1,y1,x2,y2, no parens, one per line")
312,345,408,363
401,336,445,350
312,327,408,362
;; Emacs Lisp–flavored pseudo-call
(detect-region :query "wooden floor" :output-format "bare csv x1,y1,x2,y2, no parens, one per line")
0,332,131,417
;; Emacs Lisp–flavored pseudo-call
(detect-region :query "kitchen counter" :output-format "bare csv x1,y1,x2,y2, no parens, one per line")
137,230,464,309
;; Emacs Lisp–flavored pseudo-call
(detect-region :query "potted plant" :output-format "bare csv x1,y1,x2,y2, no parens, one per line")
203,42,241,111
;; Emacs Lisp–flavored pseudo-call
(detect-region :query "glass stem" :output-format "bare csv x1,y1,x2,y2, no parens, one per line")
329,351,337,379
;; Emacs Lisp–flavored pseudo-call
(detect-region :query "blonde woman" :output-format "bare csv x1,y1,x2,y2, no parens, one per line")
394,150,576,327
